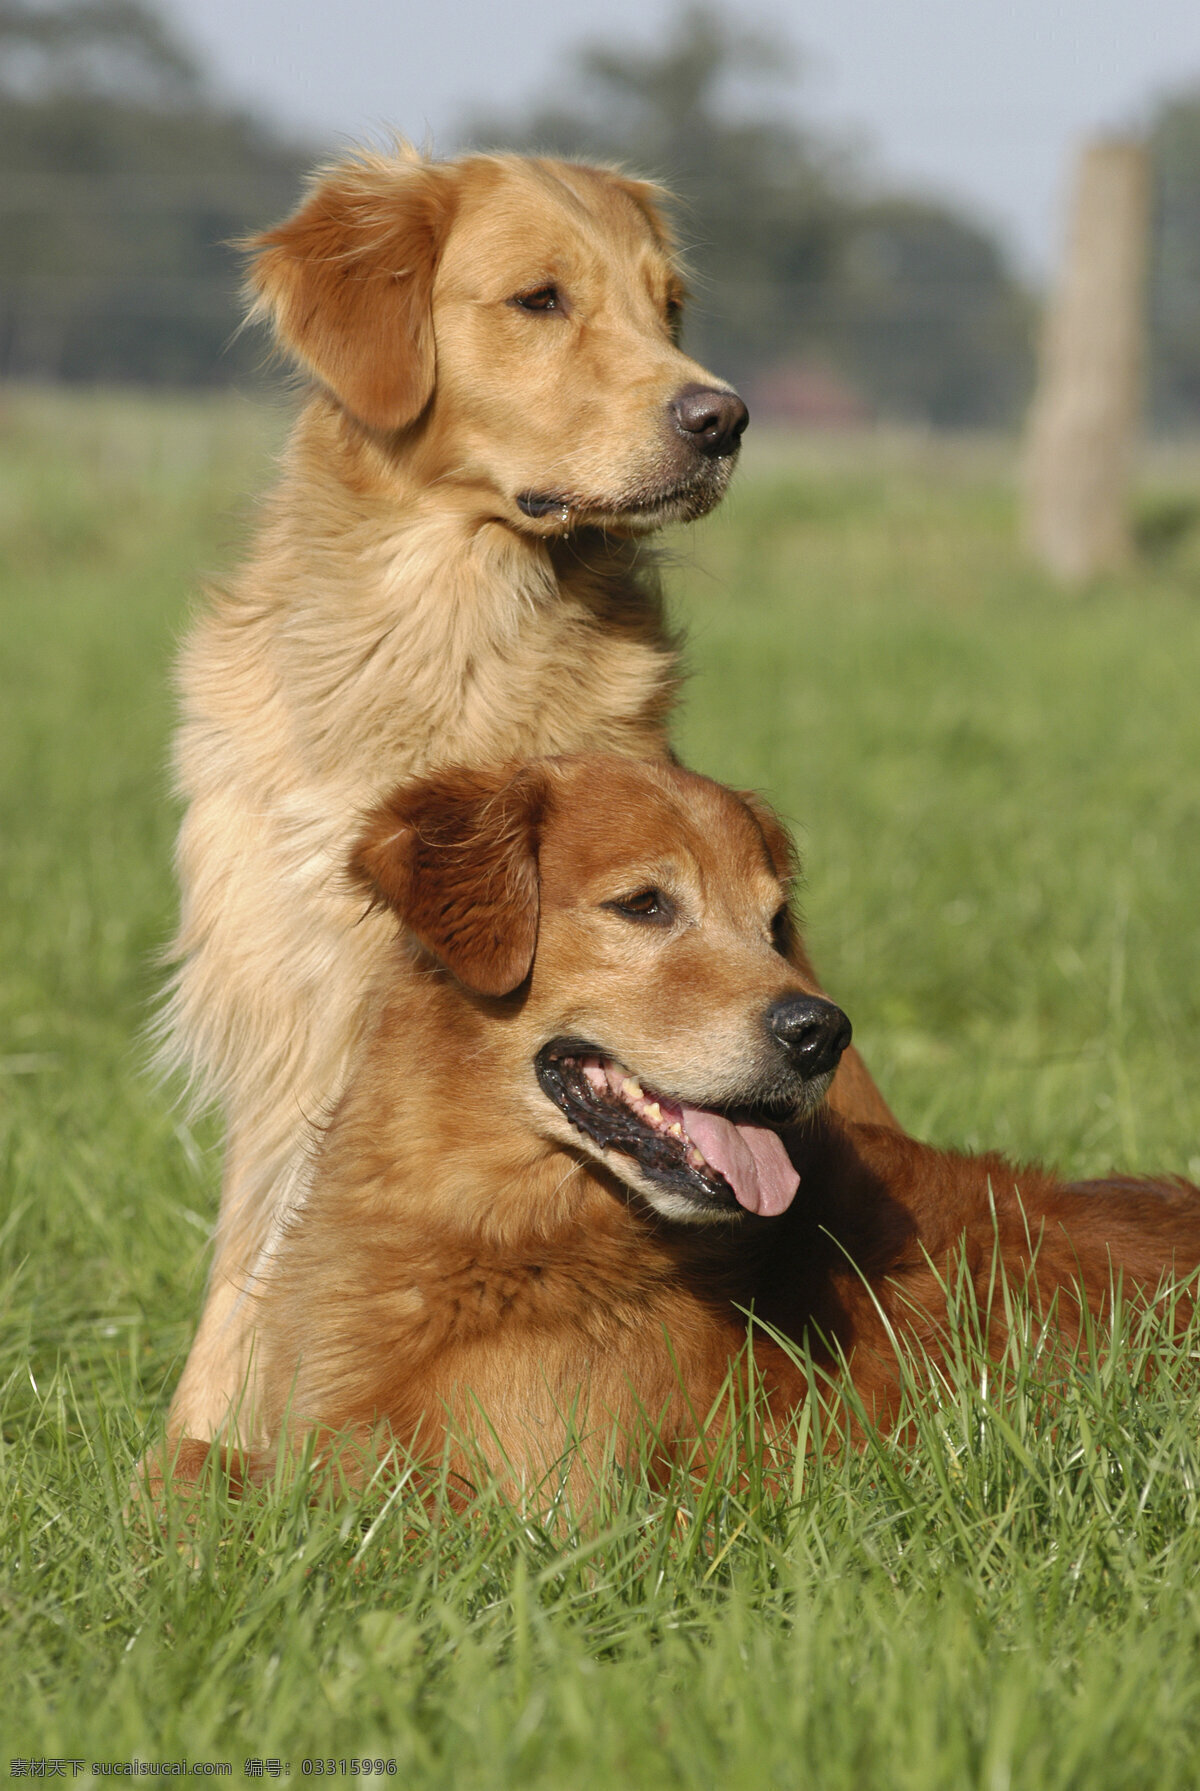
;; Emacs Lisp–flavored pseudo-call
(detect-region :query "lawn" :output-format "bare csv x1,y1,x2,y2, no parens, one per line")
3,389,1200,1784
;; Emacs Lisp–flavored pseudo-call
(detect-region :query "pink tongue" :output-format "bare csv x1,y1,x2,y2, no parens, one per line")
679,1106,800,1216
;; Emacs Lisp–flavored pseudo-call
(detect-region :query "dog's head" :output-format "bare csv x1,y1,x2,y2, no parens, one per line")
353,756,850,1226
247,146,747,534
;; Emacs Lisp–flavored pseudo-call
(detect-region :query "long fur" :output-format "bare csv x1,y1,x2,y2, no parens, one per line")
164,757,1200,1499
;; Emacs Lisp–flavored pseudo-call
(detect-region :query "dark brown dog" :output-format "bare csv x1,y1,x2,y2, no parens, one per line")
182,756,1200,1496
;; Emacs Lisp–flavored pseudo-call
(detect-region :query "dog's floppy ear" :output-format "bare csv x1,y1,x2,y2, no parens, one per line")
737,789,824,984
352,764,549,996
605,171,676,255
246,150,459,432
736,790,798,884
604,172,686,338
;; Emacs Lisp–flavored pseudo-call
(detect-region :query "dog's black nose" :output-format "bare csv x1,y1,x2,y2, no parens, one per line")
670,384,749,458
766,995,852,1081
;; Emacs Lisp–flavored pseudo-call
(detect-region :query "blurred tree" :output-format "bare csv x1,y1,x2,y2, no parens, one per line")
0,0,201,100
1148,87,1200,430
836,200,1035,426
465,4,1034,426
0,0,309,383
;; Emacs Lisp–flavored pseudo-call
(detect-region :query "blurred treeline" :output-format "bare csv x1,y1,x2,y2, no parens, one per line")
3,0,1200,429
0,0,305,385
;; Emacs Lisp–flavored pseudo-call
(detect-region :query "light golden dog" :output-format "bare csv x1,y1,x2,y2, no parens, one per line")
168,755,1200,1500
161,144,896,1446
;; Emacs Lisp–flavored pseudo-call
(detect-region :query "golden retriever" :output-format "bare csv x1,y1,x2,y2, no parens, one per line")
161,145,892,1446
170,754,1200,1499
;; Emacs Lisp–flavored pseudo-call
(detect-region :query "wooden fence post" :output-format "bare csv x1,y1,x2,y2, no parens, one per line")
1021,138,1150,585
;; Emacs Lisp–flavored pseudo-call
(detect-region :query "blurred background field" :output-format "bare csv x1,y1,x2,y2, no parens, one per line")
674,426,1200,1171
4,389,1200,1773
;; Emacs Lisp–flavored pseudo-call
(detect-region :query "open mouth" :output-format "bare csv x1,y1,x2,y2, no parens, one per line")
535,1039,801,1219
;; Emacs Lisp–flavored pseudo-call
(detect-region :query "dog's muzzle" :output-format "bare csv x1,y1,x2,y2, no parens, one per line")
534,1034,841,1220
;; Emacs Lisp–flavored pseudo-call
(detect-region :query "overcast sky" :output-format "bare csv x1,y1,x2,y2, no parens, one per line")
158,0,1200,277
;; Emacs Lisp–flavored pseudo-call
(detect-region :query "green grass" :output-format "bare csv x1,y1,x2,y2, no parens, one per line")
4,391,1200,1782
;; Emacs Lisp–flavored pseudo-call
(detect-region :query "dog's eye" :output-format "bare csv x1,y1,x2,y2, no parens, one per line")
605,889,673,924
511,284,563,314
771,905,792,954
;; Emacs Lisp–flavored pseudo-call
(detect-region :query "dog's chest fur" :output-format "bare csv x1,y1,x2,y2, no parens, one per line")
263,1174,780,1460
162,410,679,1251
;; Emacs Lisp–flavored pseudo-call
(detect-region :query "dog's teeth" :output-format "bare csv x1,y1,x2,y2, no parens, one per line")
687,1146,707,1169
622,1078,643,1101
643,1101,662,1124
667,1122,683,1138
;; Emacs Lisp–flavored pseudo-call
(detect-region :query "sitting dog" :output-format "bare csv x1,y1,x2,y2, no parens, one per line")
182,755,1198,1496
162,144,892,1448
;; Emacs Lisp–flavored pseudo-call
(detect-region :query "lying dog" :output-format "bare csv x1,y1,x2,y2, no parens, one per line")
188,755,1198,1495
161,144,892,1446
